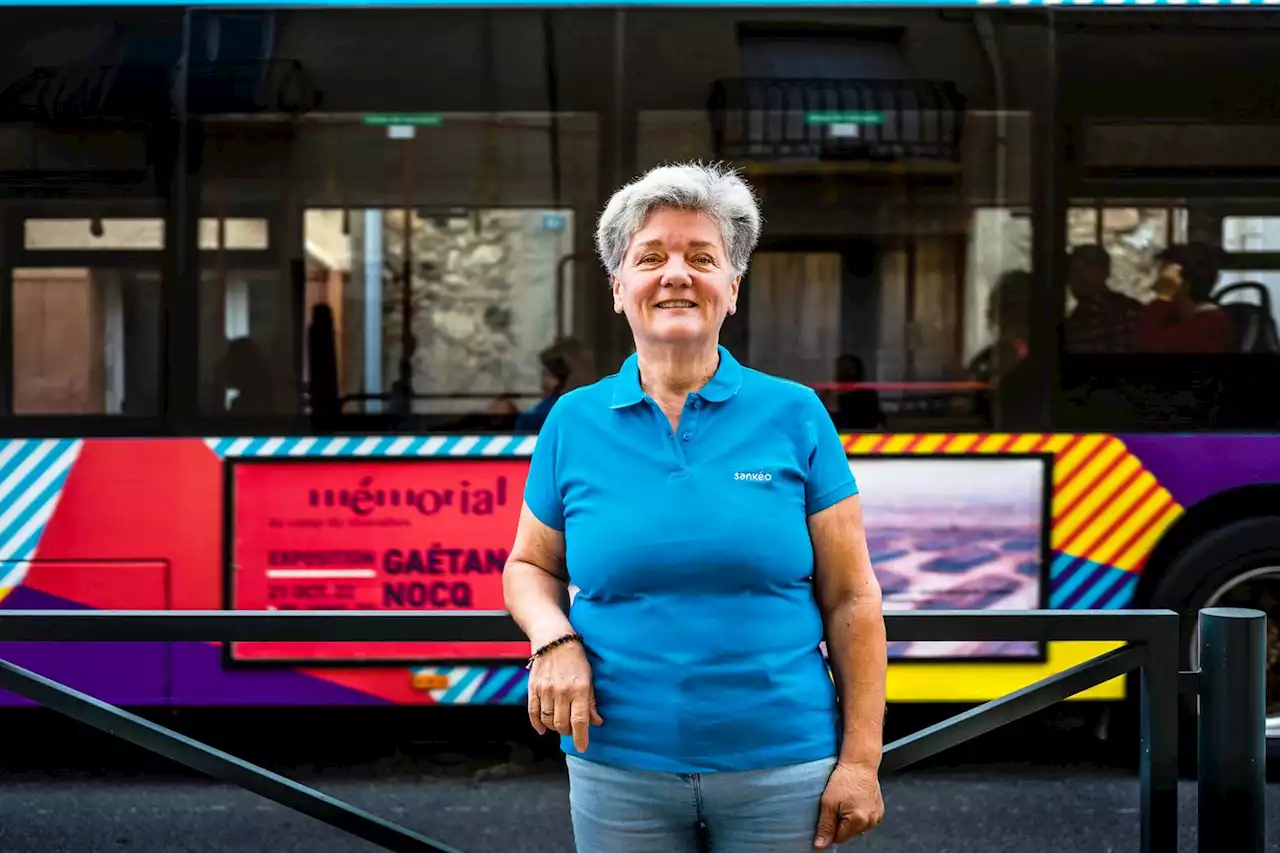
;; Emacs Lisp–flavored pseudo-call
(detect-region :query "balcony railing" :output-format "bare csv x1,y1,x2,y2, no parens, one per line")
707,77,966,164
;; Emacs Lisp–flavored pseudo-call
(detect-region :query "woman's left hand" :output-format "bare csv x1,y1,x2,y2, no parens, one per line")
813,759,884,849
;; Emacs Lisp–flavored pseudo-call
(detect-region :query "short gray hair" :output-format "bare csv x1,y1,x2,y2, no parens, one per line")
594,161,762,277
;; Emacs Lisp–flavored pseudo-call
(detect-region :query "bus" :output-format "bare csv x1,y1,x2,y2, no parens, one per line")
1,5,1278,763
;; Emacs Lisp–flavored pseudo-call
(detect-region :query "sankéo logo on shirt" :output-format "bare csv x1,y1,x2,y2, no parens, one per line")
734,471,773,482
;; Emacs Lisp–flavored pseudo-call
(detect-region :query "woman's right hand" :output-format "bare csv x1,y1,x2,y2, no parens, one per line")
1153,262,1185,301
527,640,604,753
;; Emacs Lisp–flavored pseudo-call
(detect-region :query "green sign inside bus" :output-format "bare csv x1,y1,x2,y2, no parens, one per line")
362,114,444,127
804,111,885,126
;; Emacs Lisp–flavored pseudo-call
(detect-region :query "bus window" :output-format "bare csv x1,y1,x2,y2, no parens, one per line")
9,210,166,417
1063,206,1188,355
1055,13,1280,431
196,208,289,418
301,205,579,428
630,9,1051,432
1219,217,1280,338
12,266,162,416
192,8,607,430
23,218,166,251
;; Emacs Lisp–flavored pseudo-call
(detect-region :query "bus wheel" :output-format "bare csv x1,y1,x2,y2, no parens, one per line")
1147,516,1280,776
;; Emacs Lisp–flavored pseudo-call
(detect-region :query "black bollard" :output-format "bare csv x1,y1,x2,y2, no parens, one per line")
1197,607,1267,853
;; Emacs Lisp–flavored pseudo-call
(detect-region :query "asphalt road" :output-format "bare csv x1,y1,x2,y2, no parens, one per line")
0,706,1276,853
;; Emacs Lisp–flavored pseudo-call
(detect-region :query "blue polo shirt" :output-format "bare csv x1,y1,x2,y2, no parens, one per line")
523,346,859,774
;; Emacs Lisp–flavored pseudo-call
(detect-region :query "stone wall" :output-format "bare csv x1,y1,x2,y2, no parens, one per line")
962,206,1175,361
381,208,573,406
1067,206,1176,303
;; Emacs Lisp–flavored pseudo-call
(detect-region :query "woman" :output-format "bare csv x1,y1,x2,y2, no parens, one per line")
503,162,887,852
967,270,1038,428
1136,242,1235,354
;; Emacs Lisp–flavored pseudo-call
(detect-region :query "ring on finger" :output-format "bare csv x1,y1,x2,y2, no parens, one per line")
540,710,554,718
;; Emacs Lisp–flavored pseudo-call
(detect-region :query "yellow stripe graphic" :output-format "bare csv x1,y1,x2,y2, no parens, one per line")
1114,503,1183,572
847,435,882,454
1042,435,1074,453
1059,465,1153,556
1053,440,1128,521
1053,435,1108,486
1091,491,1172,568
1009,434,1043,453
975,434,1012,453
880,435,916,454
913,434,947,454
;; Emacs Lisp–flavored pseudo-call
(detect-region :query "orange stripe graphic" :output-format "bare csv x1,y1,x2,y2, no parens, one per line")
945,434,981,453
913,434,948,454
1053,435,1109,488
1066,476,1161,566
1053,439,1128,522
1093,491,1174,569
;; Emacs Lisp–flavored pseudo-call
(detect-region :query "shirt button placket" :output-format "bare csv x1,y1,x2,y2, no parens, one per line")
680,398,700,461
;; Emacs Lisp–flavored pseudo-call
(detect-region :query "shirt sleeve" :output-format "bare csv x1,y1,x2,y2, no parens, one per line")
802,389,859,515
522,398,567,531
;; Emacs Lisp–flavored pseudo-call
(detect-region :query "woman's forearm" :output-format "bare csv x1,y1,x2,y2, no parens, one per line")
825,598,887,767
503,560,575,647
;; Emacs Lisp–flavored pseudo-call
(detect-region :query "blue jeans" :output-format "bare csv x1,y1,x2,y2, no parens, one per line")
565,754,840,853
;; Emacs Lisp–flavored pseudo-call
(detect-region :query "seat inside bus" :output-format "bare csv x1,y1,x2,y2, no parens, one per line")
1212,281,1280,354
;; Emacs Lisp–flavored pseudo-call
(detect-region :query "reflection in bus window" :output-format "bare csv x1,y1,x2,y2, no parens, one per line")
198,218,270,251
196,211,289,416
302,207,574,425
967,269,1037,428
637,95,1043,431
23,218,165,251
202,269,291,415
516,336,594,432
12,267,161,415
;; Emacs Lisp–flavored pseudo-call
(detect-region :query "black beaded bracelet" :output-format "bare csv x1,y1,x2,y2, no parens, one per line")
526,632,584,669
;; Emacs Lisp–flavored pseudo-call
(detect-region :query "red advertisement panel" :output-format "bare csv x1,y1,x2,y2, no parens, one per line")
227,458,531,663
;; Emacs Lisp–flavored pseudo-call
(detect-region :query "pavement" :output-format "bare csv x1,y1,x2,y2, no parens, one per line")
0,706,1276,853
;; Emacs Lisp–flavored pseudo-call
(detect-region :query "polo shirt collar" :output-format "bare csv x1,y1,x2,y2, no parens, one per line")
609,345,744,409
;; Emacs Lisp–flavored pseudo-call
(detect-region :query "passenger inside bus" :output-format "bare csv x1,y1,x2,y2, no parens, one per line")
1064,245,1144,354
218,337,276,416
968,270,1038,427
1137,242,1235,354
515,336,593,432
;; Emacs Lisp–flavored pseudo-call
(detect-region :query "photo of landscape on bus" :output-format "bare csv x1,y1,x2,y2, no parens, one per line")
853,456,1047,661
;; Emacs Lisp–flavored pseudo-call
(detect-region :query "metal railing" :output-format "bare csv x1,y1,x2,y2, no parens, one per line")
0,607,1265,853
706,77,966,163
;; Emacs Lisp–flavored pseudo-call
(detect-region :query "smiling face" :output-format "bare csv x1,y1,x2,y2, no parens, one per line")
611,207,741,349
